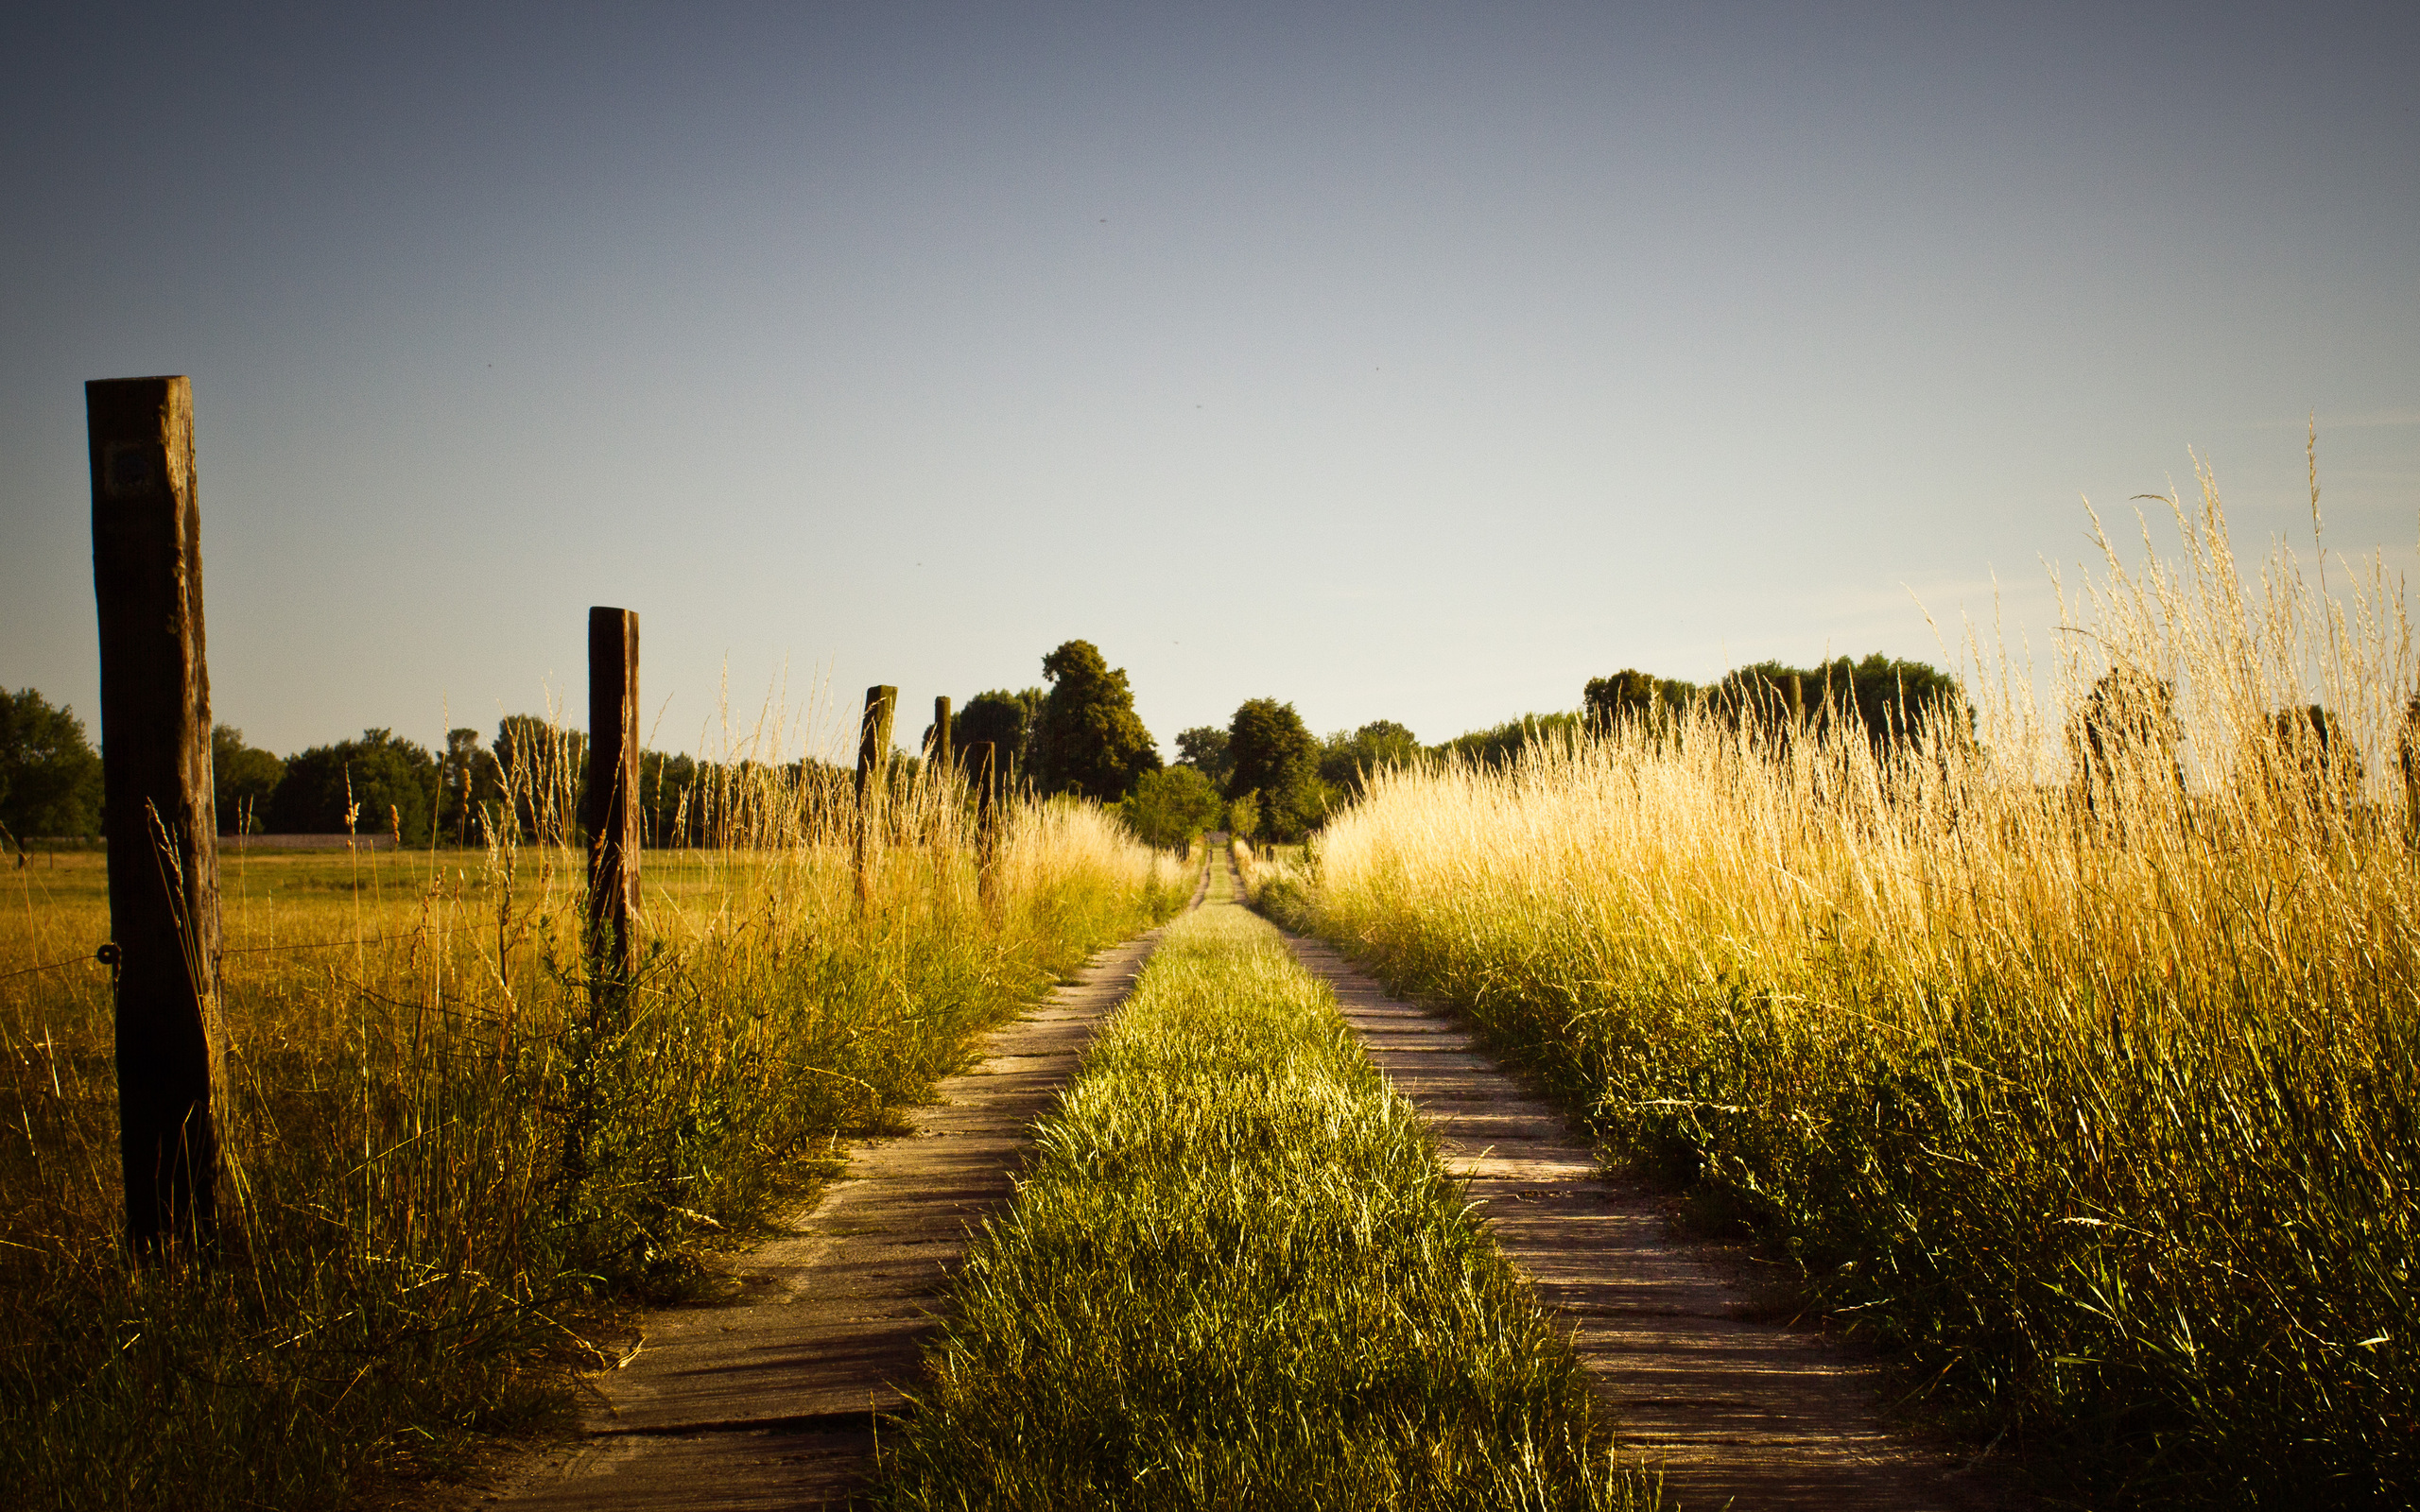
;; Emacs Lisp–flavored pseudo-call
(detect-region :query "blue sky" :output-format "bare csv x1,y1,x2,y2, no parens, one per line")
4,3,2414,760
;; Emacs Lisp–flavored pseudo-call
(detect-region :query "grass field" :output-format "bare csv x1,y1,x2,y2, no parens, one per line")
876,858,1650,1511
1,769,1184,1511
1300,486,2418,1505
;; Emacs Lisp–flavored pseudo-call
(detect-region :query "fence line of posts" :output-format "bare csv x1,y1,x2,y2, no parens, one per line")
82,372,1012,1258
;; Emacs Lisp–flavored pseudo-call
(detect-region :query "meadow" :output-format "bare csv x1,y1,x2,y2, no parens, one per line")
878,856,1649,1511
0,760,1184,1510
1293,480,2417,1504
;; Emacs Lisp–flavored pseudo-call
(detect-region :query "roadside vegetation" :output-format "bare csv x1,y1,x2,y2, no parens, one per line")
1300,477,2418,1505
0,750,1184,1511
878,861,1649,1511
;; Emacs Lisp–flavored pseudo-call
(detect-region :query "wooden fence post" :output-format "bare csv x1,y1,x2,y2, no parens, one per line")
88,375,223,1255
963,740,1000,910
930,695,953,769
925,695,955,850
585,607,640,1005
855,685,897,905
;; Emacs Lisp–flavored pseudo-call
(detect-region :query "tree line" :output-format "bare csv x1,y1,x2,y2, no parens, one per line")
4,648,2059,854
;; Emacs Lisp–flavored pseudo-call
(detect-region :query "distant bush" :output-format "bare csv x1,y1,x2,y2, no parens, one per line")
1119,765,1224,850
1227,790,1261,842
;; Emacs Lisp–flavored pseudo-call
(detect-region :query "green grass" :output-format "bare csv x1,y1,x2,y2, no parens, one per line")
876,864,1650,1511
2,792,1183,1510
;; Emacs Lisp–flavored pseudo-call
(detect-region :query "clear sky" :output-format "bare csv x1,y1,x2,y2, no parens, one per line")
4,3,2415,762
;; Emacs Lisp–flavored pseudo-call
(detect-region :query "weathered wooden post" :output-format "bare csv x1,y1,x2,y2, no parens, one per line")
855,685,897,906
963,740,1000,911
930,695,953,768
88,375,223,1255
585,607,640,1005
925,695,955,850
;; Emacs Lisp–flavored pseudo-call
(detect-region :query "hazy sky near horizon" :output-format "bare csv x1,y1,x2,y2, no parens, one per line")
4,3,2415,762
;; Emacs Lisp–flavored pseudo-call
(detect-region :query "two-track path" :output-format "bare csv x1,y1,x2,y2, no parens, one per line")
486,843,2024,1511
491,867,1203,1511
1262,849,2027,1510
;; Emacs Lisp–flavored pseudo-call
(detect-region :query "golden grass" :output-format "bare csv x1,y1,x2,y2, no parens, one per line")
1,753,1183,1510
1306,471,2417,1505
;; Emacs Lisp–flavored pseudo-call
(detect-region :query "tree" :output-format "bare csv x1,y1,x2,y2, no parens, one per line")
493,713,586,842
0,688,103,842
1119,765,1225,849
2067,666,2182,817
1173,726,1234,788
268,730,442,843
640,749,701,847
434,727,504,845
1432,712,1584,770
1227,698,1324,840
1317,719,1419,799
1032,641,1161,802
1227,789,1261,843
211,725,285,835
955,688,1046,783
1582,671,1696,733
1714,654,1967,754
2265,703,2358,813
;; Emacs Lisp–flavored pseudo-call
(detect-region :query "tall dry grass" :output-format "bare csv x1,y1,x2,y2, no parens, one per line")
880,865,1649,1511
1307,471,2417,1505
1,737,1183,1510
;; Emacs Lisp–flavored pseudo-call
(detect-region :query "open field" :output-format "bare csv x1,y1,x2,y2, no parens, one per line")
877,857,1648,1510
1,780,1185,1510
1296,489,2419,1505
13,480,2413,1511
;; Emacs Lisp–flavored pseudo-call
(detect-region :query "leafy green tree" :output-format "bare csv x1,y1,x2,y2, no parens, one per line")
434,727,503,845
1032,642,1161,802
1173,726,1233,788
1119,765,1225,849
1714,654,1967,754
1226,789,1261,842
640,749,700,846
1317,719,1419,799
1227,698,1325,840
1227,699,1316,800
493,713,586,841
268,730,441,843
1582,671,1697,732
211,725,285,835
956,688,1046,783
0,688,103,842
2067,666,2182,812
1431,712,1584,770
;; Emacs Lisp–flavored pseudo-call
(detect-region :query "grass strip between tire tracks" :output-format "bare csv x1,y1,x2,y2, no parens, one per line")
875,864,1654,1511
